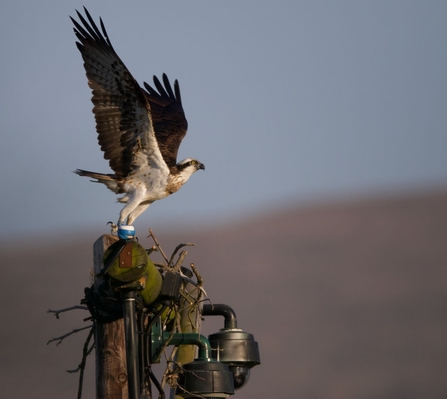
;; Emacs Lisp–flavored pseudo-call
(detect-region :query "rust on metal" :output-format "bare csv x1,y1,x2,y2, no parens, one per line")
119,241,133,268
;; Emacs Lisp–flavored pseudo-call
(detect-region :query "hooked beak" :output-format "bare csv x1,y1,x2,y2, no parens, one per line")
198,162,205,171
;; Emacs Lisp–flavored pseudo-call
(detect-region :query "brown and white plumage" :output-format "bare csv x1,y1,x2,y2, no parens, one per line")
70,8,204,227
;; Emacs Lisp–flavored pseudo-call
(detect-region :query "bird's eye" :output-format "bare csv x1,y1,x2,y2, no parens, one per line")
191,160,197,165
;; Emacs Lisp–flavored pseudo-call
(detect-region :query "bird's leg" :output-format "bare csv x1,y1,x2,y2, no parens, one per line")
127,203,151,226
118,191,147,226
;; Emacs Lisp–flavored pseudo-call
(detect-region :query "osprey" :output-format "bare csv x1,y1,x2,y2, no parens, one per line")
70,8,204,229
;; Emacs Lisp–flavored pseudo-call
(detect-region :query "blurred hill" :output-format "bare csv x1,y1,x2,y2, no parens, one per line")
1,187,447,398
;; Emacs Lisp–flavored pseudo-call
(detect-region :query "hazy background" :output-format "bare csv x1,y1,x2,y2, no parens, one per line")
1,1,447,398
0,0,446,236
2,189,447,398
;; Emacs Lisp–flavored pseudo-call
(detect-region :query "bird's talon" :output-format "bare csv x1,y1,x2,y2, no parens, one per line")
107,221,118,234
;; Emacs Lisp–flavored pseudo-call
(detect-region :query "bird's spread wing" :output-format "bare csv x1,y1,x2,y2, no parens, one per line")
143,74,188,169
71,7,166,177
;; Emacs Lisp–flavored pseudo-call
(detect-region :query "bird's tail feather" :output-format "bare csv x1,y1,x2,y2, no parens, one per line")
74,169,119,192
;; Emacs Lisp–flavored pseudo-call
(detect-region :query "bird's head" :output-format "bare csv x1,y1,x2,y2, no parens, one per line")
168,158,204,194
176,158,205,176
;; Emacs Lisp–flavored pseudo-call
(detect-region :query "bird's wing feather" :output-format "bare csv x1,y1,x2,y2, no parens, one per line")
71,7,166,177
143,74,188,169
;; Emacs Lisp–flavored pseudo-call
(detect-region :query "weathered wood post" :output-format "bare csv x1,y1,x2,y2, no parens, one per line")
93,235,129,399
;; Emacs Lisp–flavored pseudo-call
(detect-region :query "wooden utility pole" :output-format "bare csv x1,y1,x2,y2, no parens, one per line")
93,235,129,399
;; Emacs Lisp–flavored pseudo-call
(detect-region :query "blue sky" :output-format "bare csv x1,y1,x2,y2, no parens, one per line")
1,1,446,236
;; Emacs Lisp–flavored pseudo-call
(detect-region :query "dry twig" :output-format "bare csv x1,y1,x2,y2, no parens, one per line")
47,305,88,319
47,325,92,346
168,243,195,267
67,326,95,399
148,229,169,263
